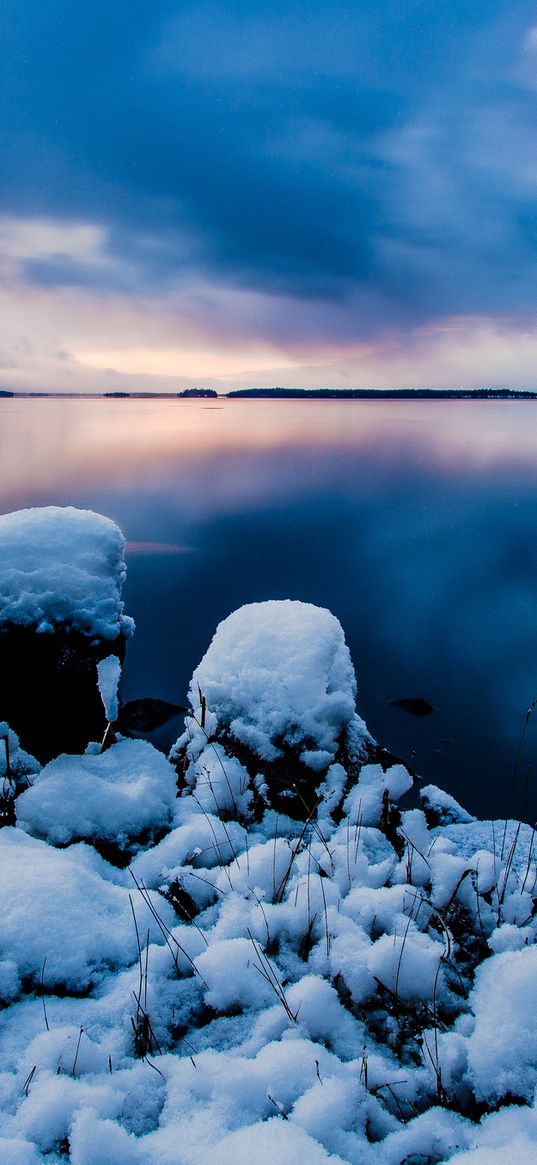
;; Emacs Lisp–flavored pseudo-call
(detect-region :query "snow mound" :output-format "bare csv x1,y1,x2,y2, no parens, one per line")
178,600,362,768
420,783,475,825
0,506,134,640
15,740,177,850
201,1119,348,1165
0,828,176,990
468,945,537,1103
172,601,372,821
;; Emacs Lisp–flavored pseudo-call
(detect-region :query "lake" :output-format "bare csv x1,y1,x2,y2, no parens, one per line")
2,395,537,822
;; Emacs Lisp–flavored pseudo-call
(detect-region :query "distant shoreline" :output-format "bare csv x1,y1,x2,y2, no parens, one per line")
2,387,537,401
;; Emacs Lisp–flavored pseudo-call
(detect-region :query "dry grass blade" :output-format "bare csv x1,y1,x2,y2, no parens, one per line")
521,822,537,894
22,1065,36,1096
189,699,239,820
40,957,50,1032
267,1093,288,1119
71,1025,84,1076
502,698,537,858
129,870,209,988
1,734,12,783
247,928,297,1022
191,795,236,886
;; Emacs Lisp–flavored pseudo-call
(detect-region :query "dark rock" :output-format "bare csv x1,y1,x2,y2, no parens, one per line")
0,506,133,763
388,697,435,717
0,626,127,763
120,697,187,734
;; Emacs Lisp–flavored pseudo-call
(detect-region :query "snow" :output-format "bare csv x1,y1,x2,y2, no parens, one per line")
467,945,537,1103
0,722,40,782
96,655,121,722
181,742,253,820
0,827,176,990
15,740,177,850
1,593,537,1164
420,783,476,825
173,600,369,772
0,507,134,639
200,1119,349,1165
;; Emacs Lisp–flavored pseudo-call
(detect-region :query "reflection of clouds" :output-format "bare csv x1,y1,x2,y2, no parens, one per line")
4,399,537,514
126,541,195,555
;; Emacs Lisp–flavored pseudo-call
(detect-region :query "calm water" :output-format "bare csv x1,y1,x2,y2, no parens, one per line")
2,396,537,821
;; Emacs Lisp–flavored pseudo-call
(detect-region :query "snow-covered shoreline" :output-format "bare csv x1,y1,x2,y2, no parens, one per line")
1,508,536,1165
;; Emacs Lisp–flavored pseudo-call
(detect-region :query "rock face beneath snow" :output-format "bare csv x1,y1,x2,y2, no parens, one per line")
0,507,134,761
171,600,373,819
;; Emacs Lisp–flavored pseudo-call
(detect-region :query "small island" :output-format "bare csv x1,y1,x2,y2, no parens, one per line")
226,387,537,399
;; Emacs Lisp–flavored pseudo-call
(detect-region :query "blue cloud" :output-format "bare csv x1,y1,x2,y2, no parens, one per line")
0,0,535,337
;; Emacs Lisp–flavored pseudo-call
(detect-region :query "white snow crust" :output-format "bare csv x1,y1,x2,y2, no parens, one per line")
0,601,536,1164
0,506,134,639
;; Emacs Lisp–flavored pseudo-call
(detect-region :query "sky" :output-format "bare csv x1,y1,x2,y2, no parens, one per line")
1,1,537,393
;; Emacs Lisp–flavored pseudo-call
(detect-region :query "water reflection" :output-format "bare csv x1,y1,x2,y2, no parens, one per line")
2,397,537,820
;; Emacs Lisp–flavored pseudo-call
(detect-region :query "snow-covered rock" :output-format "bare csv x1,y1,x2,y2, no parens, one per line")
0,506,133,640
0,507,134,761
172,600,371,819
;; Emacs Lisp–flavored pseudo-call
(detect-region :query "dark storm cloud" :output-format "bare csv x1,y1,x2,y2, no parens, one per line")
1,1,536,334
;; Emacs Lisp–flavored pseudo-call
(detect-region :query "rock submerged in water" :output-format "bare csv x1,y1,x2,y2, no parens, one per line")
120,696,187,734
0,506,134,762
389,696,435,717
